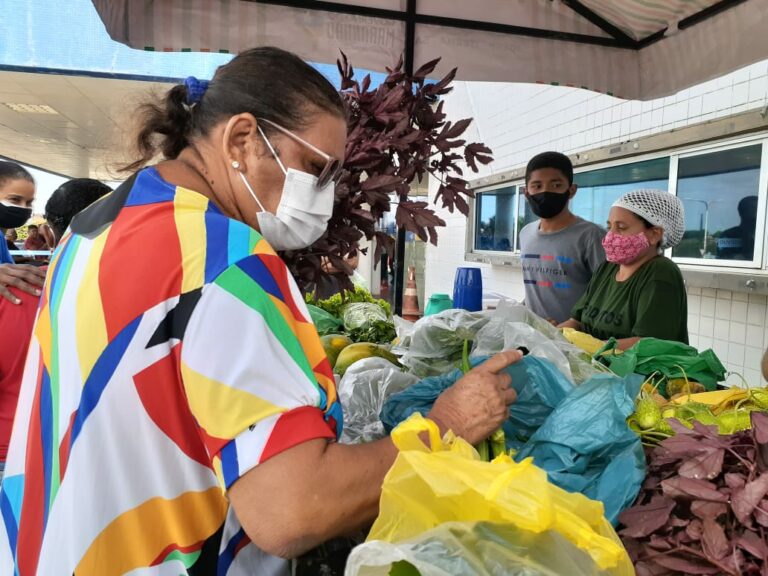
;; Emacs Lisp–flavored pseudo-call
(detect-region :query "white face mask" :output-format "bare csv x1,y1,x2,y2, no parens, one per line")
237,128,335,251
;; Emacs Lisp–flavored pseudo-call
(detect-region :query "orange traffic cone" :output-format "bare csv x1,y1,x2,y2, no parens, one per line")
402,265,422,322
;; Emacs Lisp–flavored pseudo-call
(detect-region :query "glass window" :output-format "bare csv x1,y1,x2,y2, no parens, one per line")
572,158,671,226
475,186,516,252
673,144,762,261
516,188,537,244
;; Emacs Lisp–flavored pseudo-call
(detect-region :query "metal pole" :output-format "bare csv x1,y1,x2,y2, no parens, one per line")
703,204,710,257
393,0,416,316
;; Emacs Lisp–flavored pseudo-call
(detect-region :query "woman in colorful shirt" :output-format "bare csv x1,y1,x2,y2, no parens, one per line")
0,47,520,576
560,189,688,349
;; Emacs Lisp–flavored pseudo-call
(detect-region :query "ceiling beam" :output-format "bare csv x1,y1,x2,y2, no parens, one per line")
678,0,749,30
561,0,637,46
246,0,634,49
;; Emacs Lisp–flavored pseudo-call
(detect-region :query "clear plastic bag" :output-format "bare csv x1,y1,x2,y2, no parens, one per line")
338,358,419,444
342,302,389,331
346,522,622,576
392,316,415,352
472,301,599,384
399,309,491,378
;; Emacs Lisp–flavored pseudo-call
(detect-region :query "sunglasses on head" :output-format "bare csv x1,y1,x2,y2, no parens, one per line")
258,118,343,188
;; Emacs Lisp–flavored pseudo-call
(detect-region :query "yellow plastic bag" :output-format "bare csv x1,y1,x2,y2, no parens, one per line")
562,327,623,357
365,414,634,576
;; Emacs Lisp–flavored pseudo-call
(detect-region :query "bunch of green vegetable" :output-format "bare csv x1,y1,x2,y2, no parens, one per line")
306,286,392,319
306,287,397,345
347,320,398,345
628,376,768,445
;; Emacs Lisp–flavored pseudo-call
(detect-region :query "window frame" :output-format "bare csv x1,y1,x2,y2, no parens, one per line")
669,139,767,269
468,132,768,272
468,181,523,255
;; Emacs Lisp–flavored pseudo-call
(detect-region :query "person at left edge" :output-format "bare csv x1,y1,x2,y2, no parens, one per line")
0,162,46,303
0,178,112,485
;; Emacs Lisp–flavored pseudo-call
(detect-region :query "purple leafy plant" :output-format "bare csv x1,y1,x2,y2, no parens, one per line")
620,412,768,575
283,53,493,296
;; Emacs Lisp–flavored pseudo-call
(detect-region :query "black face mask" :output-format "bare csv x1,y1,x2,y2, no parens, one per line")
0,202,32,229
526,191,570,219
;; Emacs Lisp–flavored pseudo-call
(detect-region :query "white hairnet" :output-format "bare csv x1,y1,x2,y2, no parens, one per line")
612,189,685,249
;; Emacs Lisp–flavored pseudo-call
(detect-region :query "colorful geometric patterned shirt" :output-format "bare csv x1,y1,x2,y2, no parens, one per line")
0,167,342,576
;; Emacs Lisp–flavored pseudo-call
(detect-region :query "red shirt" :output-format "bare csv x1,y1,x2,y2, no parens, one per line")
23,235,47,251
0,289,39,461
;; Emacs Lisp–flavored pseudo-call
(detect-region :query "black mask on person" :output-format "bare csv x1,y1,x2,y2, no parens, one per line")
0,202,32,229
526,191,570,219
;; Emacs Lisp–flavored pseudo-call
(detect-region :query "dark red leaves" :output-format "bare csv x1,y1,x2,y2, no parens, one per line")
678,448,724,480
620,419,768,575
701,517,730,559
651,554,722,574
619,496,675,538
690,500,728,520
732,474,768,524
661,477,728,502
283,53,492,295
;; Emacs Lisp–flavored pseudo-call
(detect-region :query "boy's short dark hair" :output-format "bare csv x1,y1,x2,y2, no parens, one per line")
27,224,38,231
525,152,574,186
45,178,112,240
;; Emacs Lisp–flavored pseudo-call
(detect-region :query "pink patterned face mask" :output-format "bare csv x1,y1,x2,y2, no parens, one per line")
602,231,650,264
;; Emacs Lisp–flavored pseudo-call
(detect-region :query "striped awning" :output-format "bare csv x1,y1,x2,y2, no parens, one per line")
91,0,768,100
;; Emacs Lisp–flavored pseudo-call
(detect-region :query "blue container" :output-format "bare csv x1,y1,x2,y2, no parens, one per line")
453,267,483,312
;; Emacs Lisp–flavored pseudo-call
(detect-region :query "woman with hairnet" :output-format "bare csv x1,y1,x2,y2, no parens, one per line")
560,189,687,349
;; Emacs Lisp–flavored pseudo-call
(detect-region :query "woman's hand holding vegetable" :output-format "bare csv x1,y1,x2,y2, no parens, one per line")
429,349,521,445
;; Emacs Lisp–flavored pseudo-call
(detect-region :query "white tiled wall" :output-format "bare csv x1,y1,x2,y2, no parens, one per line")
424,59,768,383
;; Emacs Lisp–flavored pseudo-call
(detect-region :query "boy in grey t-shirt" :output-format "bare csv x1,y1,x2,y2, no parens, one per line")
519,152,605,324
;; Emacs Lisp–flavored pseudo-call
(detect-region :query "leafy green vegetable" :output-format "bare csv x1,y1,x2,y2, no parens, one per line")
348,320,398,344
461,340,471,375
389,560,421,576
306,285,391,319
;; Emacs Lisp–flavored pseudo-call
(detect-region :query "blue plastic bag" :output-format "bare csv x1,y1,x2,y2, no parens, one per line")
381,356,574,446
515,373,645,524
380,356,646,524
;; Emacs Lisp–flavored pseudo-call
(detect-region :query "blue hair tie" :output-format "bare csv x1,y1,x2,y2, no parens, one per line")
184,76,209,106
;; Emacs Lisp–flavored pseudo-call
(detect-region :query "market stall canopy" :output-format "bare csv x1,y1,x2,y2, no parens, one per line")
91,0,768,100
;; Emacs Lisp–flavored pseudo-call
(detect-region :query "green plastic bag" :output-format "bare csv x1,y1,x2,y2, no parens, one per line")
307,304,343,336
603,338,726,392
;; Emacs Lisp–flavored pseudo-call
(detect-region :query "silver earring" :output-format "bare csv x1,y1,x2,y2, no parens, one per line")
231,160,240,170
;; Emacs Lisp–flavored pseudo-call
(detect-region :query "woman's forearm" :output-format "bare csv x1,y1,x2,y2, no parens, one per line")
615,336,641,350
229,436,398,559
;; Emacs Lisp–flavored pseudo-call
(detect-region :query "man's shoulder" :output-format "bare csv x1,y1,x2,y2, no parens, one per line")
520,221,540,236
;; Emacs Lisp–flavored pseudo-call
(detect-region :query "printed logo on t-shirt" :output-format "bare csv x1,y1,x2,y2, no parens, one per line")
522,254,574,264
522,253,572,288
583,304,623,327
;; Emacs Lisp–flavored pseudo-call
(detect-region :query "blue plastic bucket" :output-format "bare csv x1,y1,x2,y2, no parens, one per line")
453,267,483,312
